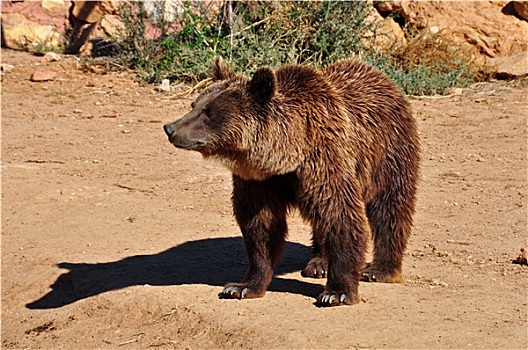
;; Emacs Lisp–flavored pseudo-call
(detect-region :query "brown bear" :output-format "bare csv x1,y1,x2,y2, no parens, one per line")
163,57,420,307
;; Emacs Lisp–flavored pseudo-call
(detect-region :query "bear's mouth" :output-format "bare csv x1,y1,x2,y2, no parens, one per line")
169,139,206,151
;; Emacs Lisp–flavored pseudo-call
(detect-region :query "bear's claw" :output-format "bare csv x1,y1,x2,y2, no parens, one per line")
219,283,265,299
301,257,328,278
316,291,358,307
361,264,403,283
221,285,248,299
222,286,247,299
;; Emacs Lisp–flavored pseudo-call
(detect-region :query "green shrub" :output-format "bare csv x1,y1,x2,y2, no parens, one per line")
113,1,374,83
367,54,474,96
111,0,480,95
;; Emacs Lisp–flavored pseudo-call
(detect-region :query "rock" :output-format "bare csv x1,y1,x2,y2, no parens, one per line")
1,64,15,73
72,1,104,23
376,1,528,62
144,0,184,21
42,52,61,62
69,1,119,55
1,0,121,54
380,16,407,49
513,1,528,20
374,0,401,13
42,0,70,17
1,12,62,50
100,1,118,16
72,1,118,23
30,70,57,82
364,6,407,52
447,88,464,96
1,0,71,33
157,79,171,92
100,15,124,37
429,279,448,288
489,51,528,78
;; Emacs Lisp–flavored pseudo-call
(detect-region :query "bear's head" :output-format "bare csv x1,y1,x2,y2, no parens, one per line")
164,57,276,154
164,58,296,180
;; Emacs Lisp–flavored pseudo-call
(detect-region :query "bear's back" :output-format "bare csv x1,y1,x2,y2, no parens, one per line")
323,59,411,125
274,64,334,101
272,60,410,127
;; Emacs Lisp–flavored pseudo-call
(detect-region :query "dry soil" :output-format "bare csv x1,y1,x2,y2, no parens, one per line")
1,49,527,349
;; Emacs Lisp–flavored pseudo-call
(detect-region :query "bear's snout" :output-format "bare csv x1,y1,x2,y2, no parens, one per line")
163,118,208,151
163,123,175,138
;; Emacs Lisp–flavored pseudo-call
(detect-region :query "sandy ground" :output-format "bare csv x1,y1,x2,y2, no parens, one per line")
1,49,527,349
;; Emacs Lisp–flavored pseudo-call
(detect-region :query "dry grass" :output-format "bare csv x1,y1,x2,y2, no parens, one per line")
392,29,493,81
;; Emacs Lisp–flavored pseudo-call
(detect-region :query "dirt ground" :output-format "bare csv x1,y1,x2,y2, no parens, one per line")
1,49,526,349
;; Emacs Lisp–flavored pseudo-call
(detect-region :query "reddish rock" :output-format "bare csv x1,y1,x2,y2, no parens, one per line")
377,0,528,62
30,70,57,82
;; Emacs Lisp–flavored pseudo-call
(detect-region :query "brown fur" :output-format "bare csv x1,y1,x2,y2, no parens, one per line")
163,57,420,307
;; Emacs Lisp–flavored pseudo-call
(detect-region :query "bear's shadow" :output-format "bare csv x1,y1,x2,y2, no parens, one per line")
26,237,323,309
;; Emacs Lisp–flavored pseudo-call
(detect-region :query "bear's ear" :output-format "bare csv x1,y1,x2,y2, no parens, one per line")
249,67,276,104
211,57,236,82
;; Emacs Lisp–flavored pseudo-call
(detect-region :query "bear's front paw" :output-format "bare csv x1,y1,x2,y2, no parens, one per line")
315,291,359,307
219,283,265,300
301,257,328,278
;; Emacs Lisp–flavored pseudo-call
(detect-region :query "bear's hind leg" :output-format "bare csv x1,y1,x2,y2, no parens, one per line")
301,237,328,278
362,191,415,283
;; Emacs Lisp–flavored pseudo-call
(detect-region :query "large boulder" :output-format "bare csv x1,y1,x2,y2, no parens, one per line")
1,12,63,50
375,0,528,63
1,0,118,54
364,6,407,52
71,0,117,23
69,1,119,55
1,0,70,50
488,51,528,78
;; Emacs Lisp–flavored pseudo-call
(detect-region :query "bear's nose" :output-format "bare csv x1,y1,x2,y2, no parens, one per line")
163,123,174,137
